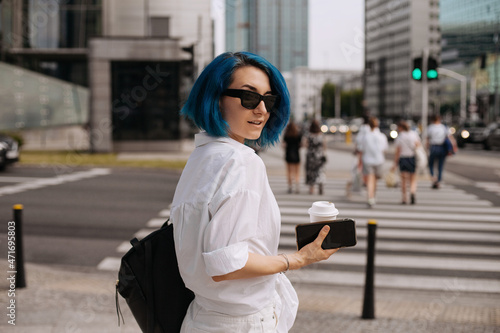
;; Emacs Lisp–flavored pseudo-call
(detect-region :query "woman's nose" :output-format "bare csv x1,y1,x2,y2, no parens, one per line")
254,100,268,114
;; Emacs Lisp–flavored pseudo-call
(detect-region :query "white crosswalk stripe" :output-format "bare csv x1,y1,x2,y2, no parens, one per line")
271,176,500,293
98,176,500,294
97,213,171,272
476,181,500,197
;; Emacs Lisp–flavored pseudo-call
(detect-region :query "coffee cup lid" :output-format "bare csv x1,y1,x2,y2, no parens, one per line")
308,201,339,217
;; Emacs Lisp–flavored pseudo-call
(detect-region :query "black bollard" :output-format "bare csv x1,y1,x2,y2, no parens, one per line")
361,219,377,319
13,204,26,288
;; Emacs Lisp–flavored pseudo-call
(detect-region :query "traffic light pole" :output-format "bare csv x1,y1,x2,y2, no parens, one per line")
421,48,429,143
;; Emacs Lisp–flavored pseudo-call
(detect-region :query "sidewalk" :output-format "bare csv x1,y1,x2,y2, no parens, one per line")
1,142,499,332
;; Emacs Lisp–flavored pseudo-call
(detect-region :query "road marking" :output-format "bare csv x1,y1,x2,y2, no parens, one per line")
117,241,132,253
279,236,500,256
0,176,42,183
280,207,500,223
0,168,111,197
287,269,500,294
97,257,121,271
476,181,500,195
158,209,171,217
146,217,167,228
316,251,500,272
281,217,500,232
134,228,155,240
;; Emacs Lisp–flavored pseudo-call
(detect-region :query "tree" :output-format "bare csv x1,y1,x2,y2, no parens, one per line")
341,89,364,118
321,82,336,118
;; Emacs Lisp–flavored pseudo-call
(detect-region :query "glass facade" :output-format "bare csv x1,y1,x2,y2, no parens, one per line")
440,0,500,121
25,0,102,49
0,0,102,86
225,0,308,72
0,61,89,131
441,0,499,66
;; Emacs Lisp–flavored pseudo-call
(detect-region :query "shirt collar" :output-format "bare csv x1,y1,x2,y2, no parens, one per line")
194,132,256,153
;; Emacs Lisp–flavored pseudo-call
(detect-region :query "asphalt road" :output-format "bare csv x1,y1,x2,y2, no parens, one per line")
329,138,500,206
0,165,181,267
0,143,499,270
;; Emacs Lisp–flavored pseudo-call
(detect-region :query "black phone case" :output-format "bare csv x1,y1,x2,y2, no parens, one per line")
295,218,357,250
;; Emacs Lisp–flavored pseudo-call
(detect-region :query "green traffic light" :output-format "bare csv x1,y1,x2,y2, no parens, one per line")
427,69,438,79
412,68,422,80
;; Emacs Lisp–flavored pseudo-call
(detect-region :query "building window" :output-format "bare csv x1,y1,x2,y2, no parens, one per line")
150,17,170,37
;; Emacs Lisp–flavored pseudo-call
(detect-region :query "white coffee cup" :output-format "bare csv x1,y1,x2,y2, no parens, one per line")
308,201,339,222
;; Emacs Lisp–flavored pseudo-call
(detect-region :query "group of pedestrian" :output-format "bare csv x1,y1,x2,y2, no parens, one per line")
354,114,455,207
282,119,327,195
284,113,456,208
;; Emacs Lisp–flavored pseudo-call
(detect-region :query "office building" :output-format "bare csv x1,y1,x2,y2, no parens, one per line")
440,0,500,121
364,0,441,120
0,0,213,152
225,0,308,72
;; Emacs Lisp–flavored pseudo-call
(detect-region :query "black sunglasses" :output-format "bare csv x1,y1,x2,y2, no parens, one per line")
223,89,279,112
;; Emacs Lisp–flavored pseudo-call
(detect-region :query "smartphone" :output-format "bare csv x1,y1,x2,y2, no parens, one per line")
295,218,357,250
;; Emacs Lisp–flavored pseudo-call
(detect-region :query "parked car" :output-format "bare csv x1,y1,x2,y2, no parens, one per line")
483,121,500,150
454,120,487,148
0,135,20,171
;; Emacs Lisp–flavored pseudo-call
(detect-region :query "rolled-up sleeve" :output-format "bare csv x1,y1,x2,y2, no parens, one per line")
203,189,261,277
202,242,249,276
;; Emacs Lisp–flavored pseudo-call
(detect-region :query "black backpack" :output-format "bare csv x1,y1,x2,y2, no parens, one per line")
116,221,194,333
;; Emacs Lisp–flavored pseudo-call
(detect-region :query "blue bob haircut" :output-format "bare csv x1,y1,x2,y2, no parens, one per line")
181,51,290,147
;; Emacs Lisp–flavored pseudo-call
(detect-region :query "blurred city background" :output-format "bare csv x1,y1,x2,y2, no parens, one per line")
0,1,500,332
0,0,499,152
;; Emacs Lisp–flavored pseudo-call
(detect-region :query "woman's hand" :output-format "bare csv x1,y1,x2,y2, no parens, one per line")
289,225,338,270
211,226,339,282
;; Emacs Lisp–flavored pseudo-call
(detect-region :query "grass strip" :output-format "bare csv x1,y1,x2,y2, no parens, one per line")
19,151,187,170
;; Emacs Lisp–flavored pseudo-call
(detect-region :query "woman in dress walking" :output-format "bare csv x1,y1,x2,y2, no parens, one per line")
305,119,327,195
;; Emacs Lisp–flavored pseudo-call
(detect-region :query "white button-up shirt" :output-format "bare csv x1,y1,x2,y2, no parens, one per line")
171,132,297,329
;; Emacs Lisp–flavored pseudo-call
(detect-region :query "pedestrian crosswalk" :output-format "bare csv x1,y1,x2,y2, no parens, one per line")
271,177,500,294
98,176,500,294
475,181,500,198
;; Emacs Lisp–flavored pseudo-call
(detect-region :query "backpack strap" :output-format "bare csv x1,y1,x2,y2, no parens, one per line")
145,238,155,332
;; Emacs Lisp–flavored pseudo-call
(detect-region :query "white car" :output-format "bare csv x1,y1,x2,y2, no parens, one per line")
0,135,20,170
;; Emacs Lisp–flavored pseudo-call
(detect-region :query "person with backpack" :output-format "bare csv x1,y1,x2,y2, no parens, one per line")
171,52,338,333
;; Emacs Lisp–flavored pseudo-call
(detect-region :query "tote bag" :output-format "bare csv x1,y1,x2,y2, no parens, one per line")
415,145,428,170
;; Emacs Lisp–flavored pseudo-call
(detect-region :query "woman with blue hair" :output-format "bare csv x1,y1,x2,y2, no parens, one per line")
171,52,338,332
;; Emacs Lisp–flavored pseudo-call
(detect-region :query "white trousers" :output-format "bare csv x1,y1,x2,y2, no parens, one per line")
180,300,278,333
